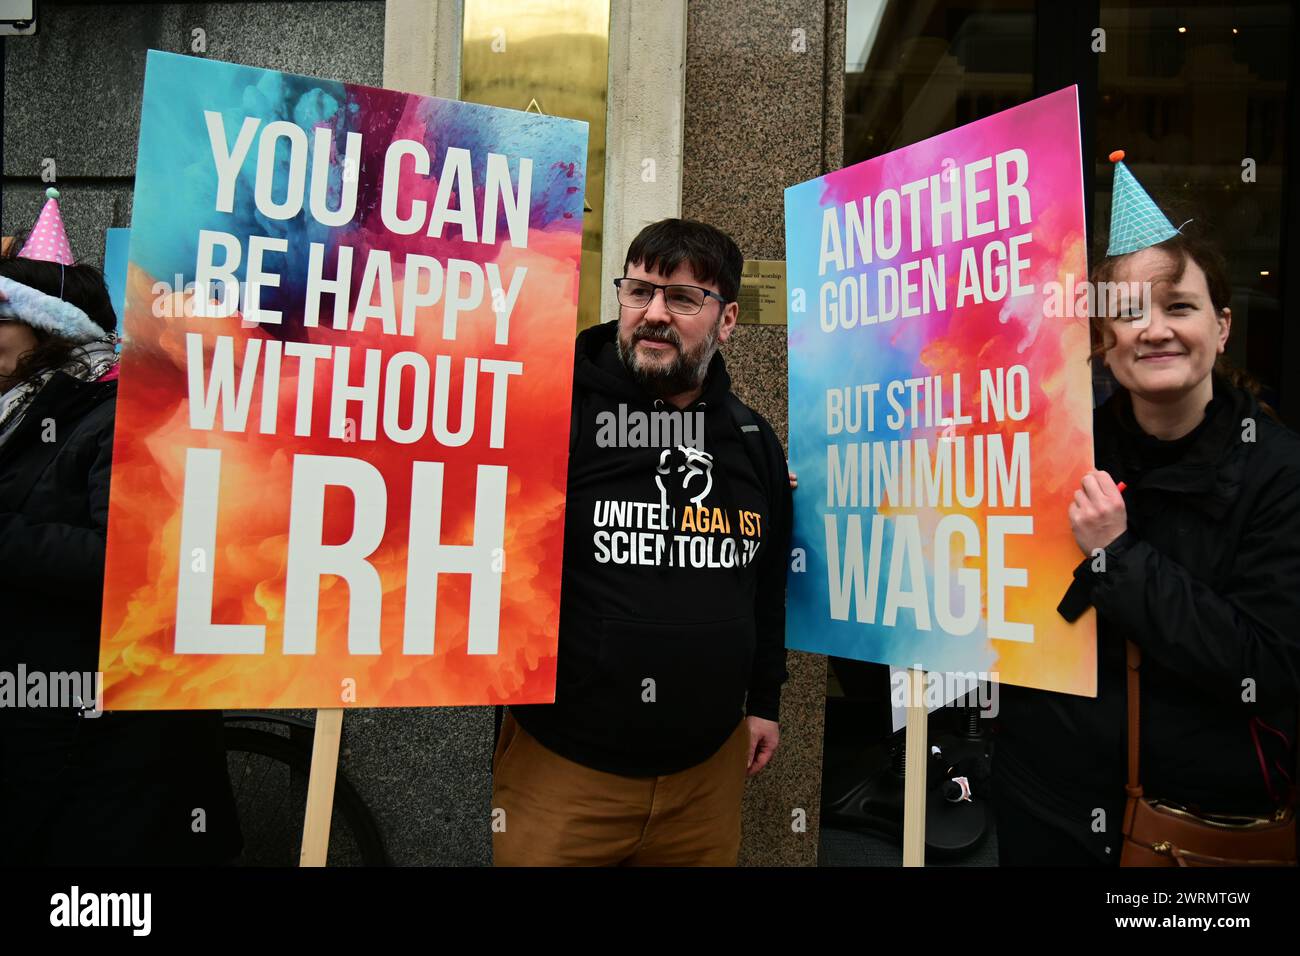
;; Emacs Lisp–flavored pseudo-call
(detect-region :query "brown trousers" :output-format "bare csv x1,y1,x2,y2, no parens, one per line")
491,709,749,866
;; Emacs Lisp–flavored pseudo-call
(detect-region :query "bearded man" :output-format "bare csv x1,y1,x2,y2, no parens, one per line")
491,218,792,866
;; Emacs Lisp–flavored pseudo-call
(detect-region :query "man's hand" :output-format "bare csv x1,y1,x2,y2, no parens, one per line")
788,471,798,490
1069,469,1128,556
746,716,780,777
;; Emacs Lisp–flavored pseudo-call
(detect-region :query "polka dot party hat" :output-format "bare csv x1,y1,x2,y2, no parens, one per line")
18,186,76,265
0,185,105,343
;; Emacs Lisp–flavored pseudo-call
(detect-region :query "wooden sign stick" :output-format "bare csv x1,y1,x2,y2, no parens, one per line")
300,707,345,867
902,667,928,867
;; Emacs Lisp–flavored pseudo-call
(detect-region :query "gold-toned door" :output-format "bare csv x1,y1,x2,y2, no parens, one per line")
462,0,610,329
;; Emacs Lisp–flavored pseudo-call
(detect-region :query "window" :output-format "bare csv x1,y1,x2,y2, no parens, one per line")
845,0,1296,418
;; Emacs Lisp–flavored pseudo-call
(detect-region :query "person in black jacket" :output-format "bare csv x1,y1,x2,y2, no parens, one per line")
992,223,1300,865
493,219,792,865
0,231,240,864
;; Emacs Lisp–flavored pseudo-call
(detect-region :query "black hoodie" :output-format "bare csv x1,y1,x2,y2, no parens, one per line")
510,321,791,776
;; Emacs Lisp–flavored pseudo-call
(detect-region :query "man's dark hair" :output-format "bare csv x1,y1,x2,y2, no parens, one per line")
623,218,744,303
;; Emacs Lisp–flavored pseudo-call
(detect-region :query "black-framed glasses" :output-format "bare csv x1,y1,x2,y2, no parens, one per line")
613,277,728,315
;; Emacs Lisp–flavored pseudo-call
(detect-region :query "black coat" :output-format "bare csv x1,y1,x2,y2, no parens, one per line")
995,377,1300,858
0,371,240,864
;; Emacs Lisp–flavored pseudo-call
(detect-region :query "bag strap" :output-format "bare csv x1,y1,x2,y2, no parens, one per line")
724,392,774,506
1294,710,1300,808
1125,640,1143,799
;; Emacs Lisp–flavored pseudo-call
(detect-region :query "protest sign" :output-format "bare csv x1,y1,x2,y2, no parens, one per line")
785,87,1096,696
100,52,588,710
104,227,129,338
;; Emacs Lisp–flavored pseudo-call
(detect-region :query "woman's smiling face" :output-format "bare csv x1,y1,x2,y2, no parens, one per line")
1101,246,1230,402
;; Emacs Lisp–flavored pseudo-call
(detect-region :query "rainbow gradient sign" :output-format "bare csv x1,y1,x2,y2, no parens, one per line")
784,87,1096,696
100,52,588,709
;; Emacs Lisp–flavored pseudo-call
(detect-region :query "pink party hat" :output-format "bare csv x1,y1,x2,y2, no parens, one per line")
18,186,76,265
0,185,105,343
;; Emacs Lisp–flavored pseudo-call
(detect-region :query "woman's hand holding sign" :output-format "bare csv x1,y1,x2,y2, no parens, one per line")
1069,469,1128,556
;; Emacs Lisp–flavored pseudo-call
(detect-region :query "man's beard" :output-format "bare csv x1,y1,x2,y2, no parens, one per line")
616,317,721,398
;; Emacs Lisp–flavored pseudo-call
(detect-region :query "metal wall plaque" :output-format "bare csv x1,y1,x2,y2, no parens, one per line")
736,259,787,325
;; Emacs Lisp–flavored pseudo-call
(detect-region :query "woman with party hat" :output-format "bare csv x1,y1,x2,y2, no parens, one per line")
0,189,241,865
993,154,1300,866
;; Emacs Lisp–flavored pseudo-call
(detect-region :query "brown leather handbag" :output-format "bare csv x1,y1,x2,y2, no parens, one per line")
1120,642,1298,866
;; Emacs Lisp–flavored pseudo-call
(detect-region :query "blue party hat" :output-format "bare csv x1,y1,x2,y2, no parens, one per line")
1106,150,1179,256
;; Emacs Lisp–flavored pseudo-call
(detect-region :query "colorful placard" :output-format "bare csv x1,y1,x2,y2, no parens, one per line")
784,87,1096,696
100,51,588,709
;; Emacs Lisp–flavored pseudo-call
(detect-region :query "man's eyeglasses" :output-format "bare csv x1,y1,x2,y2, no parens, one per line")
613,277,728,316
